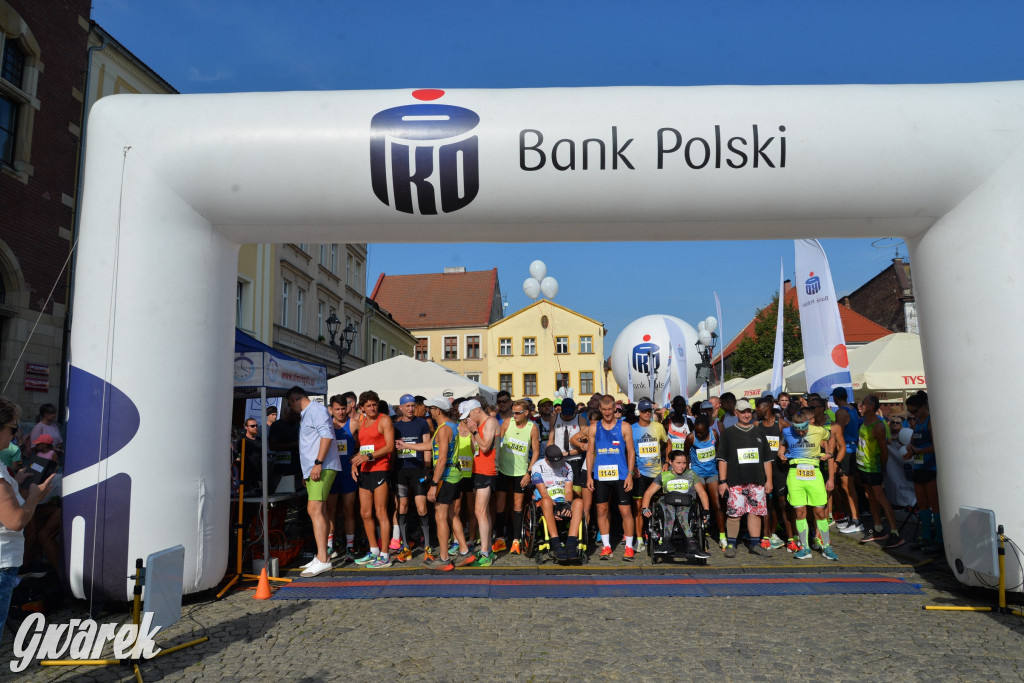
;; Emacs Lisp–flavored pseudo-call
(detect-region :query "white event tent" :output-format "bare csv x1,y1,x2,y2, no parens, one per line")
326,355,498,406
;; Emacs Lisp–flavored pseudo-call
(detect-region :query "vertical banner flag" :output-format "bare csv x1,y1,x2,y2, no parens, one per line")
714,291,724,396
664,317,689,406
794,239,854,399
626,357,634,403
770,258,786,397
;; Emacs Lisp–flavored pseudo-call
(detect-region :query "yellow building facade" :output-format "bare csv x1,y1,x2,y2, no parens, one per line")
485,300,606,400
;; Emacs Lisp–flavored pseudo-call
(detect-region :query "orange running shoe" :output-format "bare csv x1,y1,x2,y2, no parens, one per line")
492,539,507,553
623,546,635,562
599,546,614,560
509,539,522,555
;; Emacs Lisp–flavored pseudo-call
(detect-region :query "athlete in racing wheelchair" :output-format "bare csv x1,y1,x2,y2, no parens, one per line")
523,445,589,563
640,450,711,563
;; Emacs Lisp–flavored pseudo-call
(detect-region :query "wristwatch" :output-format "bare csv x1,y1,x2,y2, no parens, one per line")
314,459,323,466
430,480,439,487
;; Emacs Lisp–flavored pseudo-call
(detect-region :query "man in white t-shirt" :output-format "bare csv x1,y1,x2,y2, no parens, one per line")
531,445,583,560
287,387,339,578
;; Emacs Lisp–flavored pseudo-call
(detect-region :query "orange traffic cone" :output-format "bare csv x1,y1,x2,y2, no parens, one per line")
253,567,272,600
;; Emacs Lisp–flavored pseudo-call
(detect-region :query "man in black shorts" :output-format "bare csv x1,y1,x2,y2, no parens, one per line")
391,394,432,562
757,395,792,551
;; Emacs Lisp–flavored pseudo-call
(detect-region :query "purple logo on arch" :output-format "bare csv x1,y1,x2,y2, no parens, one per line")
65,366,141,477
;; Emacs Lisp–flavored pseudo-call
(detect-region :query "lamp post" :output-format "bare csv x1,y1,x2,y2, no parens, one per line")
694,316,719,402
325,311,358,376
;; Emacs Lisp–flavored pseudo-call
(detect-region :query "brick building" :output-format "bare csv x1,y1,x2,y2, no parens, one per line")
839,256,918,334
0,0,90,416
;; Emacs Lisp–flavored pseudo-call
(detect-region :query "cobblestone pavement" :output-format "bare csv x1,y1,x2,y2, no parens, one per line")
7,534,1023,682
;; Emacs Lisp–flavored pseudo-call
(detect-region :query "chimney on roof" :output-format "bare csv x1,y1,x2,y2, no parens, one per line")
444,267,466,273
783,279,793,291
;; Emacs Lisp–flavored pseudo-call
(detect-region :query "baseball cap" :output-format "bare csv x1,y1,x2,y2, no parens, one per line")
560,400,576,417
735,399,753,412
424,396,452,411
700,400,713,410
637,398,654,412
544,444,566,465
400,394,416,405
459,399,481,420
538,398,553,407
33,433,54,446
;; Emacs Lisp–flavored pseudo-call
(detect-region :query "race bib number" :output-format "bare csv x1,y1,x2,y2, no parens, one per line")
913,453,925,465
360,445,374,458
665,479,691,493
398,439,416,458
546,483,566,501
336,440,348,456
459,452,474,471
638,441,659,456
597,464,620,481
737,448,759,464
695,447,716,463
766,435,779,452
856,438,867,467
506,438,528,459
796,464,816,480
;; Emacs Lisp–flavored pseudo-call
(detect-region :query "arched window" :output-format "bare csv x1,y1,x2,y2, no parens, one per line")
0,3,41,178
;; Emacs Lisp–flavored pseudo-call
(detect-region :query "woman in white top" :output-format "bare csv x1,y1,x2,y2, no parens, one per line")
0,396,54,634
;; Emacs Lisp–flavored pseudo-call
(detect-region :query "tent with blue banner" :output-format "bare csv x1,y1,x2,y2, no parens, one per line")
232,329,328,577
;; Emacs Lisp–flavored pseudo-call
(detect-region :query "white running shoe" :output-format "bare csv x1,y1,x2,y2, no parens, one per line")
300,558,333,578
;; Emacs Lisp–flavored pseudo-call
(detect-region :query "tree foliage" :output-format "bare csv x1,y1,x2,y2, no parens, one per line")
729,294,802,378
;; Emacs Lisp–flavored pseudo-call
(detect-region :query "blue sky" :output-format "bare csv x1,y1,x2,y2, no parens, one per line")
93,1,1024,348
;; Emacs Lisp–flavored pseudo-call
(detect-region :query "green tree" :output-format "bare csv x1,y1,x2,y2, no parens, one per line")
729,294,802,379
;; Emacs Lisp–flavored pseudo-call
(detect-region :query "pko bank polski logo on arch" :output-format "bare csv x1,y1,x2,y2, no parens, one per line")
370,89,480,215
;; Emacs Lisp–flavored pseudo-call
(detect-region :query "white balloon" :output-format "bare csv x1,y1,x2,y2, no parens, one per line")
529,260,547,281
898,427,913,446
523,277,541,299
705,316,718,333
540,276,559,299
898,445,908,458
697,321,707,332
698,330,712,346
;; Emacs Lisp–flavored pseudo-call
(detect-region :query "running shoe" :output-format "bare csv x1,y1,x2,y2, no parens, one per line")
840,520,864,534
770,534,785,550
794,547,812,560
750,544,772,558
860,529,888,543
719,535,728,550
328,545,338,560
389,540,403,553
884,532,905,549
339,548,356,565
623,546,635,562
599,546,614,560
684,538,699,556
836,520,850,532
509,540,522,555
492,539,507,553
821,545,839,561
456,551,477,567
724,544,737,558
424,557,454,570
469,552,495,567
354,552,378,566
423,546,438,562
368,556,393,569
635,538,646,554
394,546,413,563
786,540,800,553
300,558,333,577
760,537,771,550
448,540,460,555
811,530,824,552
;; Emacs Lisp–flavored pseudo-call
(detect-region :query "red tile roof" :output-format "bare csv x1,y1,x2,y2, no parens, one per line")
715,282,892,363
370,269,501,330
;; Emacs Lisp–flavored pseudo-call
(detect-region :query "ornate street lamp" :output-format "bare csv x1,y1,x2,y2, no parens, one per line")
326,311,358,375
694,316,719,401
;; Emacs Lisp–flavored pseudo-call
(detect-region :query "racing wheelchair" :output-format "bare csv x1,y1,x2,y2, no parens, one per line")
521,492,590,565
646,490,709,565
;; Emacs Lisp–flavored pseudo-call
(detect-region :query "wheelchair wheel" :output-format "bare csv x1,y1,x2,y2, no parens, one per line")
522,502,538,558
577,514,590,564
649,503,666,563
692,499,708,554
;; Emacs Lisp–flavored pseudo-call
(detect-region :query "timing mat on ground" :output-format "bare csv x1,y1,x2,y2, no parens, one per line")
271,573,922,600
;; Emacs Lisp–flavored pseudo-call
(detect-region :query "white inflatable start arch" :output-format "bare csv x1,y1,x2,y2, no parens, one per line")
67,84,1024,600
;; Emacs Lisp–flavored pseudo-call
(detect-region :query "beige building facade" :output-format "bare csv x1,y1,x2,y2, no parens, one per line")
486,300,606,400
365,297,417,363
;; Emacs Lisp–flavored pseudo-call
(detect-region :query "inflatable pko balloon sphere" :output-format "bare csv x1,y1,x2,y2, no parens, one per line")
611,315,699,402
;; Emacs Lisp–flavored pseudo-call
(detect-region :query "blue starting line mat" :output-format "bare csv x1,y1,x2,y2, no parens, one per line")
271,573,922,600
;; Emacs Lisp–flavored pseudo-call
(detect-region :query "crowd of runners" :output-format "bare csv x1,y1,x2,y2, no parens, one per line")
272,385,938,578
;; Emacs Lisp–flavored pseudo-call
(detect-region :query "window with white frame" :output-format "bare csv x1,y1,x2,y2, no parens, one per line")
499,338,512,356
281,280,290,328
555,336,568,354
580,335,593,354
317,301,325,338
330,245,338,274
296,288,305,334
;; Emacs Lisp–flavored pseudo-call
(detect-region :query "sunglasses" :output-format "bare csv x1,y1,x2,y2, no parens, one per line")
512,410,527,416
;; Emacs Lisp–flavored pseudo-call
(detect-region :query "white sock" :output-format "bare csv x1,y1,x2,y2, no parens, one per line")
603,536,611,549
380,553,389,562
346,535,355,548
392,524,401,541
327,534,335,547
370,546,380,556
625,536,634,549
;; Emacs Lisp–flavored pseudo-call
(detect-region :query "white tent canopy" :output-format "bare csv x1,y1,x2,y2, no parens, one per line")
784,333,924,397
326,355,498,406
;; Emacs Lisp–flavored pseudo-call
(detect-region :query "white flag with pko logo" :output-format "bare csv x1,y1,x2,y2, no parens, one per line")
794,239,854,399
